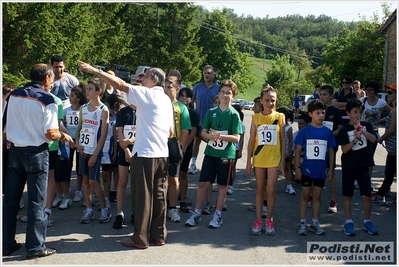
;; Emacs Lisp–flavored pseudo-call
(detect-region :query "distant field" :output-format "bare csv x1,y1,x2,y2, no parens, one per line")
236,56,274,102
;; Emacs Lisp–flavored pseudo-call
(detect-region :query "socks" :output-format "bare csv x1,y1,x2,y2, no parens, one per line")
311,218,318,225
345,219,353,224
45,208,52,214
300,218,306,224
364,219,371,224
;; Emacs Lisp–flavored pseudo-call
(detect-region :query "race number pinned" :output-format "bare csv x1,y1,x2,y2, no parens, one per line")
306,139,327,160
257,124,277,145
80,127,95,147
123,125,136,139
208,130,228,150
348,130,367,151
323,121,333,131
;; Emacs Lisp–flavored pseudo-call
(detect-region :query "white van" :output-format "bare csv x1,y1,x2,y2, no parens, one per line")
130,65,152,83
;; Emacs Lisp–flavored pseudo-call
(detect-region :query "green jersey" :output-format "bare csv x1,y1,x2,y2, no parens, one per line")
202,106,242,159
48,93,63,152
172,101,191,141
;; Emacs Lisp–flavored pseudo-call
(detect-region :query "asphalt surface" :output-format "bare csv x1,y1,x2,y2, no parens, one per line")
3,110,397,265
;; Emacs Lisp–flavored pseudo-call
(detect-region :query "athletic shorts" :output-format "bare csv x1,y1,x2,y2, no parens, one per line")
117,146,132,167
180,142,193,172
48,150,58,170
55,155,71,182
301,174,325,188
342,167,371,197
102,163,117,172
199,155,233,186
79,154,102,181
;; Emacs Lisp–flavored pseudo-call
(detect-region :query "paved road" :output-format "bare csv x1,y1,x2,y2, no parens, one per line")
3,110,397,265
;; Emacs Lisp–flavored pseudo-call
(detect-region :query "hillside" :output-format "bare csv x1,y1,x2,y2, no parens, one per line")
235,56,274,101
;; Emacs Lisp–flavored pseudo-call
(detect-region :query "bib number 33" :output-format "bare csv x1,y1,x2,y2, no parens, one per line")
208,130,228,150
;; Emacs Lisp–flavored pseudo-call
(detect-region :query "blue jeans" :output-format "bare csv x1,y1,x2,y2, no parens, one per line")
3,143,49,253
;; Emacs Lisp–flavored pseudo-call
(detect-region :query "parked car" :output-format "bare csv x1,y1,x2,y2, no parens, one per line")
103,64,131,83
243,101,254,110
292,95,313,114
130,65,152,82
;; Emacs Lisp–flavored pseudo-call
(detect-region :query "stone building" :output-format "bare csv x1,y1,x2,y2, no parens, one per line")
379,9,397,86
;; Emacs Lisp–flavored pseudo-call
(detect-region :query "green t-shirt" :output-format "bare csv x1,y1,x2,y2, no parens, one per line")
172,101,191,140
48,93,63,151
201,106,242,159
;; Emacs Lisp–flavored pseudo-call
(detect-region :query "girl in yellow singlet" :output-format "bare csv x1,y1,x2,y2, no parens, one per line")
246,87,286,236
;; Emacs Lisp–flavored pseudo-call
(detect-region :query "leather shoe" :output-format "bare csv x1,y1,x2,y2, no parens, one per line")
122,239,148,249
26,248,57,260
3,243,22,256
149,237,165,246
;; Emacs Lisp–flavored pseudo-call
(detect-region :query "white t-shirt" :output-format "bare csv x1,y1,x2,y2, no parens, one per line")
127,85,173,158
361,98,387,131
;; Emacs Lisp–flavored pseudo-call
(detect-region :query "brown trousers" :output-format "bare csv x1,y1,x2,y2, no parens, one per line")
130,156,168,246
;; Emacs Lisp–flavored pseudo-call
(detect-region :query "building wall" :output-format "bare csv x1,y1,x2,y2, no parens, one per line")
383,17,397,85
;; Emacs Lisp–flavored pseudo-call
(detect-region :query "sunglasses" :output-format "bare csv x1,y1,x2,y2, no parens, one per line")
387,91,395,95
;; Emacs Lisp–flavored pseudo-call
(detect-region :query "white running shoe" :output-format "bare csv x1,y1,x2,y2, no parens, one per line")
285,184,296,195
59,197,72,210
227,186,234,195
188,164,197,174
168,208,181,223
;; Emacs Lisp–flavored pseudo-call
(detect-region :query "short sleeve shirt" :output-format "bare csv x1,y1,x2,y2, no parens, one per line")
116,105,136,151
51,72,79,101
172,101,191,141
361,98,387,131
336,122,375,169
202,106,242,159
333,88,357,118
193,82,220,125
294,124,336,179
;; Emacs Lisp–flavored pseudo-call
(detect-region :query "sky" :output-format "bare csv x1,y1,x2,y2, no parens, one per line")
195,1,398,22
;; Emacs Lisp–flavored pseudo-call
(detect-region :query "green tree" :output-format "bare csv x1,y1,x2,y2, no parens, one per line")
322,19,385,85
197,8,255,93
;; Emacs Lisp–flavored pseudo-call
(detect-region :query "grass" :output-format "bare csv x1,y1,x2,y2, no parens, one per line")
236,56,274,102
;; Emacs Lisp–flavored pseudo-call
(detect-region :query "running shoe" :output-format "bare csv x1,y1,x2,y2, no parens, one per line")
251,220,262,235
363,221,378,235
185,211,201,226
168,208,181,223
208,213,223,228
328,200,337,213
343,222,355,236
309,221,325,235
265,219,275,236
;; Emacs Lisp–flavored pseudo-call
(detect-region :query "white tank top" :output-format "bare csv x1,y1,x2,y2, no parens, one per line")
79,104,105,155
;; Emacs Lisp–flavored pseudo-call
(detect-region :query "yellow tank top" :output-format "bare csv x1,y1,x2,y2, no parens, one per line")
252,110,283,168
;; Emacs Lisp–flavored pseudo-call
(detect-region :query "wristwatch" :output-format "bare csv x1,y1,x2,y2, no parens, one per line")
352,138,359,145
98,69,103,76
293,166,300,170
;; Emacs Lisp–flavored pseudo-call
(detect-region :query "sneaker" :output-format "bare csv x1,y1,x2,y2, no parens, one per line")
72,190,83,202
371,192,384,203
297,222,307,235
52,195,63,208
112,214,125,229
307,196,313,208
45,212,53,227
99,208,112,223
179,202,191,213
385,196,396,207
363,221,379,235
59,197,72,210
212,183,218,192
222,203,227,211
286,184,296,195
208,213,223,228
185,211,201,226
343,222,356,236
251,220,262,235
262,205,268,218
168,208,181,223
265,219,275,235
109,191,117,202
19,199,24,210
328,200,338,213
248,205,256,212
309,221,325,235
188,164,197,174
354,180,359,189
227,186,234,195
80,209,94,224
92,195,100,206
202,202,212,215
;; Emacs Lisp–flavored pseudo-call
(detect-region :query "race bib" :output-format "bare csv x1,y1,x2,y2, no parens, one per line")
306,139,327,160
257,124,277,146
348,130,367,151
323,121,333,131
66,110,79,126
207,130,228,150
123,125,136,139
79,127,95,147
